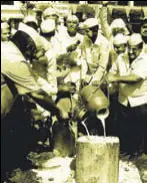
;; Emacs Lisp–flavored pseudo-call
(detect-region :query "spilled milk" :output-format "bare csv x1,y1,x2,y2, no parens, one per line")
81,109,109,137
81,119,90,137
96,109,109,137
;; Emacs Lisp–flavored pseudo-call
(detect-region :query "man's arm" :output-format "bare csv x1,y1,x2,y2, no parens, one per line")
99,1,111,40
107,73,143,84
28,89,60,116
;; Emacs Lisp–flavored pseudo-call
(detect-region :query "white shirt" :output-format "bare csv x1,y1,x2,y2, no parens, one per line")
1,41,40,94
119,53,147,107
57,28,84,54
81,32,110,83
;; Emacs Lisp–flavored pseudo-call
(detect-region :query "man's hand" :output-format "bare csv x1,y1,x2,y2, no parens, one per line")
108,83,118,94
56,106,69,121
58,82,76,95
91,80,100,86
81,79,88,88
66,40,80,52
67,82,76,94
73,105,87,122
107,74,118,83
67,44,78,52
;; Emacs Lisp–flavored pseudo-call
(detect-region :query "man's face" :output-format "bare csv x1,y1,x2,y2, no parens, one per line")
85,28,93,39
25,41,37,60
141,22,147,37
112,28,125,37
113,43,126,54
44,14,58,25
128,44,142,61
56,64,70,79
85,25,98,41
66,19,78,36
1,28,10,41
141,22,147,43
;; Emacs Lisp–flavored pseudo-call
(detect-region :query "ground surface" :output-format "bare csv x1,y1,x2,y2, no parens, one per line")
3,151,147,183
1,100,147,183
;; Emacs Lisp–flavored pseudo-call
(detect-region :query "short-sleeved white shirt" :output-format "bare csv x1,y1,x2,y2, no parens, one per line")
1,41,40,95
119,53,147,107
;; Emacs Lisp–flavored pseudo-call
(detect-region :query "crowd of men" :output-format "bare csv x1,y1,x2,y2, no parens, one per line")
1,3,147,161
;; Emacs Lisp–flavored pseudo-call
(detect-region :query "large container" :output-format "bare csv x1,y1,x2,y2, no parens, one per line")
76,136,119,183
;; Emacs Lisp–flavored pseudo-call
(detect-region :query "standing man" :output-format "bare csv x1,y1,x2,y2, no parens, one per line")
58,15,84,54
79,18,110,85
57,15,85,92
107,33,129,137
42,7,65,35
1,23,61,119
108,33,147,158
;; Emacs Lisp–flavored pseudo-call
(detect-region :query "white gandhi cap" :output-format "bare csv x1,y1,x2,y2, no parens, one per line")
113,33,128,45
110,18,129,35
43,7,58,19
128,33,143,46
79,18,98,29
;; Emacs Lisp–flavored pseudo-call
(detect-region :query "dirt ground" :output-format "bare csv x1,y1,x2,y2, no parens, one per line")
2,151,147,183
1,101,147,183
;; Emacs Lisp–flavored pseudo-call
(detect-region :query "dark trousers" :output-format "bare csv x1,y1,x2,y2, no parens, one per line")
117,103,147,154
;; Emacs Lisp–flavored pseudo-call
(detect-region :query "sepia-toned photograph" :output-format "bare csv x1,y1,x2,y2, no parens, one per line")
1,1,147,182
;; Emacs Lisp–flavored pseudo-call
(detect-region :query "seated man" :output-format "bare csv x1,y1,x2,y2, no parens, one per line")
79,18,110,85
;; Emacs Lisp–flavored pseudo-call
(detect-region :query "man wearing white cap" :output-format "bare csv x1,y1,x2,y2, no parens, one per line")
56,14,87,97
108,34,129,138
48,14,85,96
20,20,59,131
1,23,62,119
109,33,128,66
108,33,147,157
40,17,65,55
108,18,130,69
42,7,65,35
113,33,128,55
40,18,63,54
40,19,59,96
40,19,56,41
58,15,83,54
79,17,109,84
42,7,58,22
110,18,130,38
54,15,85,109
109,34,129,93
